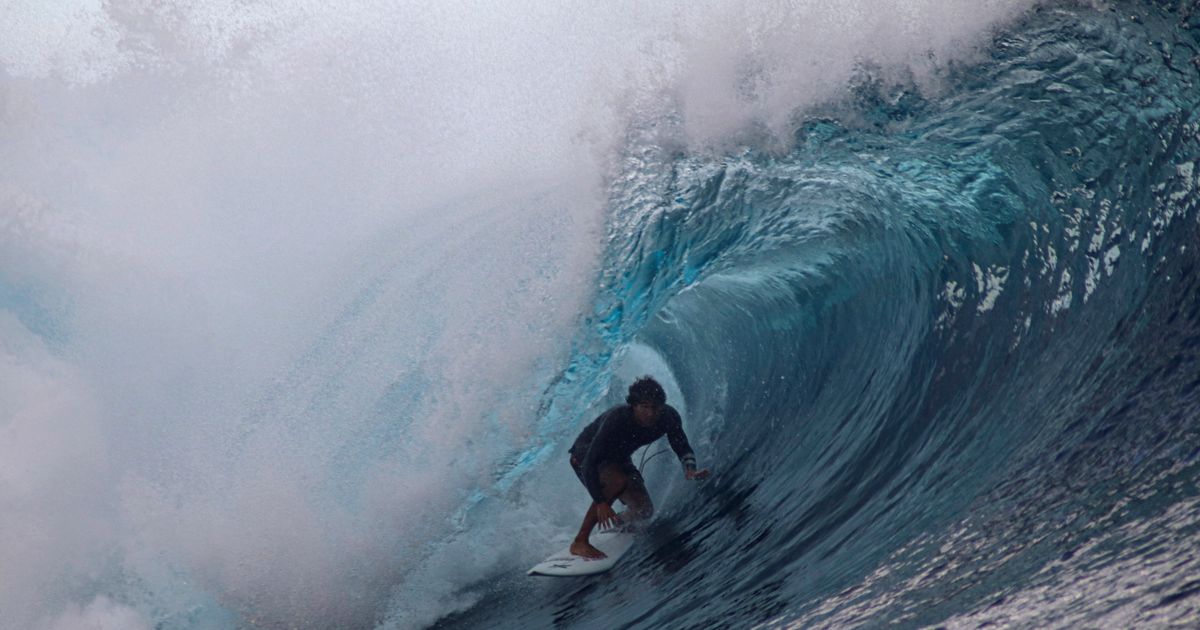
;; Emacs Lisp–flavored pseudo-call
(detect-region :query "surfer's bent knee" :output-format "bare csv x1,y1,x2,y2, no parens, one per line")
598,463,628,498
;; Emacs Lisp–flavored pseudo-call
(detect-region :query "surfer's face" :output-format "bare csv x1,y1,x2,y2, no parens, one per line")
632,402,660,425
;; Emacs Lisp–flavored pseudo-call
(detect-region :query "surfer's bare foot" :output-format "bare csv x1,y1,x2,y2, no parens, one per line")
570,540,607,559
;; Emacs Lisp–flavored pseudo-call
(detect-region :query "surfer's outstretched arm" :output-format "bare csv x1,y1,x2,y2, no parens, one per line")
664,409,711,480
686,467,711,480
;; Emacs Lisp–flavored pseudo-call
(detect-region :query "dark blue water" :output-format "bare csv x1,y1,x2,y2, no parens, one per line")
434,3,1200,628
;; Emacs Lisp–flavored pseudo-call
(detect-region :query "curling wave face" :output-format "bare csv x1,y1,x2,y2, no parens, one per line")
442,2,1200,628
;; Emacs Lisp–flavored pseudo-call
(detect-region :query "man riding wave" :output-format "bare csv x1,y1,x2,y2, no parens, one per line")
568,376,710,559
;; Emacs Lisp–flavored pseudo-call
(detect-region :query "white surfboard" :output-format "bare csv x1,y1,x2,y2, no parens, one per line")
527,530,637,576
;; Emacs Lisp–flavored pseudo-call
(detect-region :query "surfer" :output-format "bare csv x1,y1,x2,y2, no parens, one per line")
568,376,710,559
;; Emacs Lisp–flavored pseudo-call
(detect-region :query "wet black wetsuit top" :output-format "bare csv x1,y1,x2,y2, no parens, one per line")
569,404,696,505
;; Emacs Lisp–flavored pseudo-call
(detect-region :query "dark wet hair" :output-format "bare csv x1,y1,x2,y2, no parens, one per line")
626,376,667,407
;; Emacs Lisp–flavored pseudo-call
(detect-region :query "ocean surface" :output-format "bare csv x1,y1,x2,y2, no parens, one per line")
3,1,1200,629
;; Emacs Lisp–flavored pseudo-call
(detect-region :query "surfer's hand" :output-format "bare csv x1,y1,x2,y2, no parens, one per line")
686,468,711,480
596,502,620,530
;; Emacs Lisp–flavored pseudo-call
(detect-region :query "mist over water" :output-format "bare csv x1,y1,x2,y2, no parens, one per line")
1,1,1055,628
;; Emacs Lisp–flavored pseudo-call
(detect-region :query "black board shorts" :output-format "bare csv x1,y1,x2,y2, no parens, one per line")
569,454,647,500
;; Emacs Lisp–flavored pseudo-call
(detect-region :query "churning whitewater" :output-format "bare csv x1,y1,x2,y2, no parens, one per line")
3,1,1200,628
